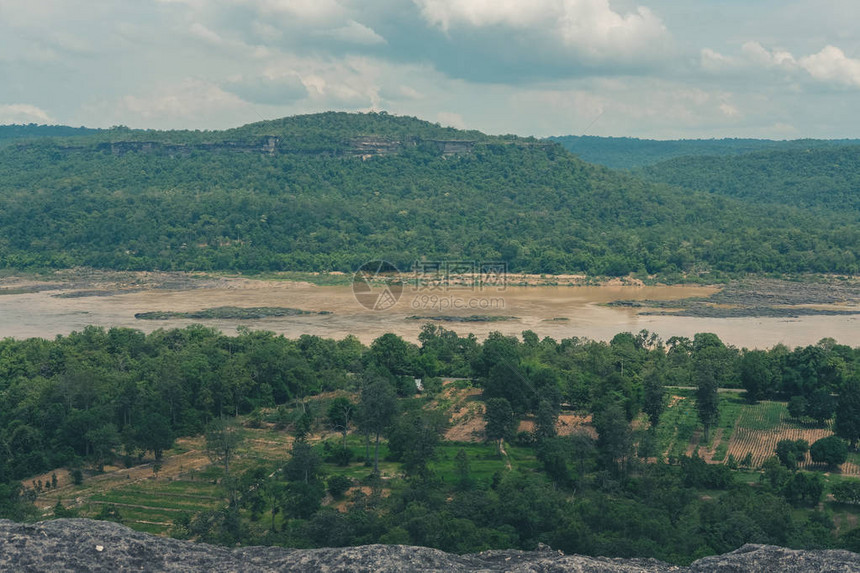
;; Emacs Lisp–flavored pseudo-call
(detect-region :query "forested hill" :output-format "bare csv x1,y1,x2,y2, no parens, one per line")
0,112,857,276
549,134,860,169
0,124,103,145
640,145,860,214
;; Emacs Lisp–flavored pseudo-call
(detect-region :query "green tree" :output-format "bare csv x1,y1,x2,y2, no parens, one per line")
205,417,244,476
788,396,808,420
327,396,355,447
835,379,860,447
136,413,174,461
810,436,848,468
484,397,517,451
642,367,666,428
740,350,777,402
806,388,836,426
534,399,558,441
593,402,632,476
387,409,447,477
357,378,397,475
775,439,809,470
86,423,120,472
284,439,322,484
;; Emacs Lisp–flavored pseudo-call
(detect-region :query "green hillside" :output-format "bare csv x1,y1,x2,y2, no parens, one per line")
0,112,857,276
640,145,860,214
549,135,860,169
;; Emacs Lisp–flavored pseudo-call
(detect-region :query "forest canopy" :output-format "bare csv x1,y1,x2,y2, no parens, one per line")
0,112,857,277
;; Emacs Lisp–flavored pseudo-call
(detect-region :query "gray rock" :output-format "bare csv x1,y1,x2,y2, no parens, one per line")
0,519,858,572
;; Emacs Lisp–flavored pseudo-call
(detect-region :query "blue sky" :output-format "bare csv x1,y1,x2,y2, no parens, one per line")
2,0,859,138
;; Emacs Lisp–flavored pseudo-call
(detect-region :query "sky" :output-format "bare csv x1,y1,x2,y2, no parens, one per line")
2,0,860,139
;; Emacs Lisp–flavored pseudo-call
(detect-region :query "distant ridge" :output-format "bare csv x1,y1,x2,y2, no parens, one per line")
0,111,857,276
548,134,860,169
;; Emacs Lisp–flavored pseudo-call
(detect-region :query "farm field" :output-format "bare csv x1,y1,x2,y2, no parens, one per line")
655,391,860,476
29,384,860,539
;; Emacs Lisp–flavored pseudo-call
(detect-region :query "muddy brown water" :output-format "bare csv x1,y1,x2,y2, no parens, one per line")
0,280,857,348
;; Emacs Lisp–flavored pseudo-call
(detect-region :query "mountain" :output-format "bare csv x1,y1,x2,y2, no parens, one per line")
0,124,103,145
548,135,860,169
639,145,860,215
0,112,857,277
2,519,859,572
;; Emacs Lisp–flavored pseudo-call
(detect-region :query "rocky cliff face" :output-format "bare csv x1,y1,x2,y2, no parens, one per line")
1,519,858,572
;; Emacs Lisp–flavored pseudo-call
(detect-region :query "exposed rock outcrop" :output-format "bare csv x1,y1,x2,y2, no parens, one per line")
1,519,858,572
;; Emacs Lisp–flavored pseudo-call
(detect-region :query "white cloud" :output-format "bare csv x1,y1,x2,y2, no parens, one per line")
700,48,735,71
414,0,669,62
703,41,860,89
322,20,386,45
189,22,225,46
0,103,53,124
436,111,465,129
799,45,860,87
119,79,246,123
719,102,740,118
741,42,796,68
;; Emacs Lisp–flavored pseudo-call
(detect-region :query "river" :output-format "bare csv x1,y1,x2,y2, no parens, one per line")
0,278,857,348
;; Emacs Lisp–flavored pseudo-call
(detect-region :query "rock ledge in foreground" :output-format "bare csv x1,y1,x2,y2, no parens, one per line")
1,519,859,572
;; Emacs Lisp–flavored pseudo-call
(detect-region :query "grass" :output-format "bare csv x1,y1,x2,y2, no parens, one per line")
735,400,786,430
711,395,745,461
655,390,699,460
76,480,226,535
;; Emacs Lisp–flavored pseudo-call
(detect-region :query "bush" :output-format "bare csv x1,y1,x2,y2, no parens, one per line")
325,444,354,467
70,469,83,485
327,475,353,499
832,481,860,504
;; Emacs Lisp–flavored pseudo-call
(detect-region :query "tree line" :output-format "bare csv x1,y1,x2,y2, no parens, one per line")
1,324,859,561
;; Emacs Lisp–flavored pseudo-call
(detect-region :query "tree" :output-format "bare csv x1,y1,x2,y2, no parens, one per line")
368,333,417,377
533,400,558,441
782,472,824,506
806,388,836,426
788,396,808,420
695,373,720,443
136,413,174,461
642,368,666,428
835,380,860,448
284,439,322,484
775,439,809,470
740,350,776,402
205,417,244,476
484,397,517,451
593,402,632,476
692,339,731,443
327,397,355,447
357,379,397,474
454,448,473,490
86,423,120,472
810,436,848,468
386,409,447,477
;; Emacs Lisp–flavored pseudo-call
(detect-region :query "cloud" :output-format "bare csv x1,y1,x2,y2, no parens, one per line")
799,45,860,87
322,20,386,45
741,42,796,68
0,103,53,124
414,0,670,63
118,79,247,125
223,73,309,106
703,41,860,89
436,111,465,129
